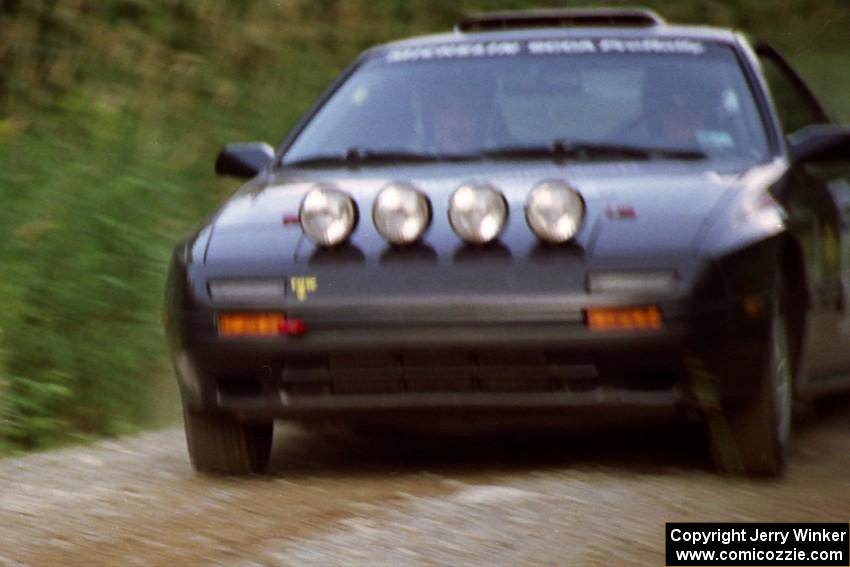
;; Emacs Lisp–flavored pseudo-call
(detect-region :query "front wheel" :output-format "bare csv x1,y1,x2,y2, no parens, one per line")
708,292,793,477
183,407,273,475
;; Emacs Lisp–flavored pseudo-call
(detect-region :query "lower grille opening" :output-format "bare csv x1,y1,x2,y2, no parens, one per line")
275,351,681,398
610,368,677,391
282,382,331,396
479,377,554,393
564,376,601,392
333,379,403,395
217,376,263,399
407,378,475,393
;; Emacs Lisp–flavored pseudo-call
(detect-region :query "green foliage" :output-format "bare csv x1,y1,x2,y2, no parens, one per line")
0,0,849,455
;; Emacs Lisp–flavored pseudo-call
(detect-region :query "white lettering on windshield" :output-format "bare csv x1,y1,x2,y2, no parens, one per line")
385,38,707,63
598,38,706,55
386,41,521,63
528,39,597,54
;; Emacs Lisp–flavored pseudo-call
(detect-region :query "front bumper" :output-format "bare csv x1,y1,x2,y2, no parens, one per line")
168,292,771,421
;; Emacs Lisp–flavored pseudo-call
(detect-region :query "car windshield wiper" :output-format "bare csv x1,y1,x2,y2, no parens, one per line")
285,142,706,167
285,148,445,167
482,140,706,161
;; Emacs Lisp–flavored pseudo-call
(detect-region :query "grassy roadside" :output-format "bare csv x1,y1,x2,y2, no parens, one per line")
1,0,849,455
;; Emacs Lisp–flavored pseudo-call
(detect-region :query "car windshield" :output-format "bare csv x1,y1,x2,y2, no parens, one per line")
283,38,771,165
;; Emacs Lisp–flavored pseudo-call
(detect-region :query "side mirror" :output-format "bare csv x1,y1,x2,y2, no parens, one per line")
787,124,850,164
214,142,275,178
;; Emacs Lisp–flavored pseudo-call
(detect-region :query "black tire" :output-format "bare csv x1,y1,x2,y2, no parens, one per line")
183,407,273,475
708,287,793,477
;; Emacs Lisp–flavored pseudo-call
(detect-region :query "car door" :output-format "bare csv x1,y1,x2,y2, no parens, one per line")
756,42,850,389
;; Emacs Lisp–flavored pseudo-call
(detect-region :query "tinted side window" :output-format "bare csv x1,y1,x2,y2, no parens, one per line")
759,56,825,135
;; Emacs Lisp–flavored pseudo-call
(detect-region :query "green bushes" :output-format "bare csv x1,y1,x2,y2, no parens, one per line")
1,0,849,454
0,0,374,451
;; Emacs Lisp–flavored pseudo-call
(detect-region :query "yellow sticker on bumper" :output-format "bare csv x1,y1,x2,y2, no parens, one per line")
290,276,317,302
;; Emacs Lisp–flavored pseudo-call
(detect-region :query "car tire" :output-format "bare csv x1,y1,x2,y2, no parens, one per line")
708,284,793,477
182,407,273,475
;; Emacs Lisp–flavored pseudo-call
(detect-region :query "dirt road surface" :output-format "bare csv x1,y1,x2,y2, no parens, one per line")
1,398,848,566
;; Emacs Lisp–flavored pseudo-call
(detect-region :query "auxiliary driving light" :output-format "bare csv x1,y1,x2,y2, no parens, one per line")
525,180,584,243
372,182,431,245
299,185,357,247
448,182,508,244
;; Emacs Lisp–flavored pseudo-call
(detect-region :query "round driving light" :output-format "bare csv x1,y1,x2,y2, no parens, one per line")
448,182,508,244
525,180,584,243
299,185,357,247
372,183,431,245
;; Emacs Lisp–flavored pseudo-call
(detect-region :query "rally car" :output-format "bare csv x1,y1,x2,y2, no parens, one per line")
164,8,850,476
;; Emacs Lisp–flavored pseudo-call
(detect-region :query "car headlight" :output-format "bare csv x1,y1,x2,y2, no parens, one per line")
525,180,584,243
448,182,508,244
299,185,357,247
372,182,431,245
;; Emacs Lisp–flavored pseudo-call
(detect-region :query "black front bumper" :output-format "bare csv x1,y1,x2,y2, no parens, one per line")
168,294,771,421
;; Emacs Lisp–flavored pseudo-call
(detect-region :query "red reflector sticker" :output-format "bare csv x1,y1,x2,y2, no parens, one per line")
605,205,636,220
279,318,306,336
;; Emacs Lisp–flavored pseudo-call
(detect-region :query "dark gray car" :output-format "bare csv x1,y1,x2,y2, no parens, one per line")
164,8,850,476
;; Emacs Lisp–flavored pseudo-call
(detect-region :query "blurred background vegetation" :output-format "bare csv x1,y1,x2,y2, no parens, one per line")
1,0,849,454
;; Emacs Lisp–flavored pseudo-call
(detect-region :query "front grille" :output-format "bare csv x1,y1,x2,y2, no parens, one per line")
281,350,603,396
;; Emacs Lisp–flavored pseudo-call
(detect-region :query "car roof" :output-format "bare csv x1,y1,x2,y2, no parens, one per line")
369,19,740,57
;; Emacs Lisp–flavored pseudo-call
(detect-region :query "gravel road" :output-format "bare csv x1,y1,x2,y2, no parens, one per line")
1,397,848,567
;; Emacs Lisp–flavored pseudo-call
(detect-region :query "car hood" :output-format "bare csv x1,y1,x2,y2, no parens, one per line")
203,159,751,268
187,158,792,311
187,157,795,311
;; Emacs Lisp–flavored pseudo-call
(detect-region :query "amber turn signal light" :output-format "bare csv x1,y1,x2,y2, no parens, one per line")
218,313,305,337
585,306,662,331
